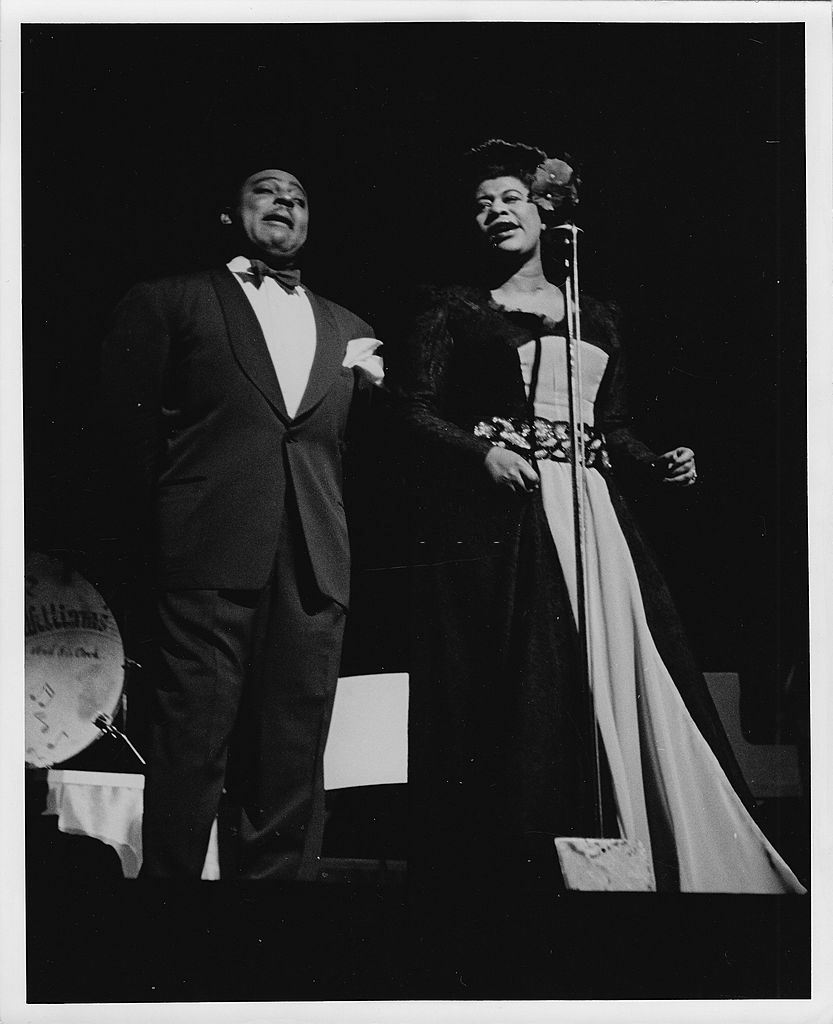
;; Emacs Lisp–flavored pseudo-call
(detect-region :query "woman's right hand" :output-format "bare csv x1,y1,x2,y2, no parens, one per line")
484,447,540,493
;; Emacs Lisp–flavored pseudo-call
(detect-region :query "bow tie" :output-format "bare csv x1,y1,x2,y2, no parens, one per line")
248,259,301,293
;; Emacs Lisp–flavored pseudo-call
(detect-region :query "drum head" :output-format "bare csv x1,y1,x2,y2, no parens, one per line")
25,552,124,767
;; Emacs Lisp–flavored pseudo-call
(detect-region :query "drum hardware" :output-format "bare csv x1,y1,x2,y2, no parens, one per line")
120,658,142,735
93,712,146,766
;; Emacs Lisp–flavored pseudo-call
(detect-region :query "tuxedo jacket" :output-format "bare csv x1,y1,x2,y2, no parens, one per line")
101,267,374,606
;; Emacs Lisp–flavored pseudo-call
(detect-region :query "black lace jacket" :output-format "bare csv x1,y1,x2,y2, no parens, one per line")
393,284,659,479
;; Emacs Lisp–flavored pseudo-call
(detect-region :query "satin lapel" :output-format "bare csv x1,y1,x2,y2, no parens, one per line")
210,268,289,422
296,291,347,419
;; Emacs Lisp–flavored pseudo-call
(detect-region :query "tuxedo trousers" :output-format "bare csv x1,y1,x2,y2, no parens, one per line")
141,506,346,880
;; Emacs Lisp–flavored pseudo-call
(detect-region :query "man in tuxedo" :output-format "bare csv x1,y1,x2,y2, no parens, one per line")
102,166,382,879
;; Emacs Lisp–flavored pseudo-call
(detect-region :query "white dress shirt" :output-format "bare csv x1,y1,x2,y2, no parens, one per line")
227,255,317,419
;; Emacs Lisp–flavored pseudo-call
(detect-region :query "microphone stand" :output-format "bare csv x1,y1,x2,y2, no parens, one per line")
558,221,604,837
551,220,654,890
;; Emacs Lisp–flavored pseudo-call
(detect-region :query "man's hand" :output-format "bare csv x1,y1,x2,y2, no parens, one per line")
658,446,697,486
484,447,540,493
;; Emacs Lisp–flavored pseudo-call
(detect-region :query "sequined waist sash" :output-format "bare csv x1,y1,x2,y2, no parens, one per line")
474,415,611,470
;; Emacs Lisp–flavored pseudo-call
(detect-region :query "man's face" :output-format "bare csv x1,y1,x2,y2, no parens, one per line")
231,169,309,260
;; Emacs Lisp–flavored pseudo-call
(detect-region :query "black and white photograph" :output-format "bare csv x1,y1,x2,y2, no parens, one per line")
2,1,831,1020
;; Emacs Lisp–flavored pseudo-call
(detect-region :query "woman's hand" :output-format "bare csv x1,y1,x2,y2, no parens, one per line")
658,446,697,486
484,447,540,493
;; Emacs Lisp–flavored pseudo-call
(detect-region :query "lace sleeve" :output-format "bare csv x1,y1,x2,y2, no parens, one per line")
592,300,660,476
393,288,494,470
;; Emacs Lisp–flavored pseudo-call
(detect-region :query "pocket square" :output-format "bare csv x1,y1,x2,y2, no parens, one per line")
343,337,384,387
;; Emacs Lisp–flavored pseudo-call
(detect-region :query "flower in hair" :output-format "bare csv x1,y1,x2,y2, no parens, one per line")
529,157,580,212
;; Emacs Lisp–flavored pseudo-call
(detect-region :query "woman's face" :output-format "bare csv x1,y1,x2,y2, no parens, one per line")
474,175,543,260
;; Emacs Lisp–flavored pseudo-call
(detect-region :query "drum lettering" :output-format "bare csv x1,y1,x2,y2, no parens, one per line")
25,607,48,636
74,646,100,659
25,604,111,636
29,643,56,656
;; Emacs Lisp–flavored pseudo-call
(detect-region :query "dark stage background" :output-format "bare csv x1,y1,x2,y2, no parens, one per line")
22,21,809,1002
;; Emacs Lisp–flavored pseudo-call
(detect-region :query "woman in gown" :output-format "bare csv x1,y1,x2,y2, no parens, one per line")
394,139,804,895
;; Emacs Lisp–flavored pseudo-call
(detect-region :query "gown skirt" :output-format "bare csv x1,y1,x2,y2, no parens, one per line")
524,336,804,894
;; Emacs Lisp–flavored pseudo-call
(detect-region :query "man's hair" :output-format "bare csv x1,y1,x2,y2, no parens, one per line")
219,161,309,215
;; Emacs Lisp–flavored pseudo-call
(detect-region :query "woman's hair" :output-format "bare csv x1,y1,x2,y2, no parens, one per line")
462,138,548,194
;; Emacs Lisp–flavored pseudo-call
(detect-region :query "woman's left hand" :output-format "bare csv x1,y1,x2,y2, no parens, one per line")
658,446,697,486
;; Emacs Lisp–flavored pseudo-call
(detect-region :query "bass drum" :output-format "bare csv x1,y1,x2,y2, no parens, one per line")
25,552,124,767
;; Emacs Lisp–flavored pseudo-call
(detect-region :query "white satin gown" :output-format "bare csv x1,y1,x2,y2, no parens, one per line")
519,335,805,894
